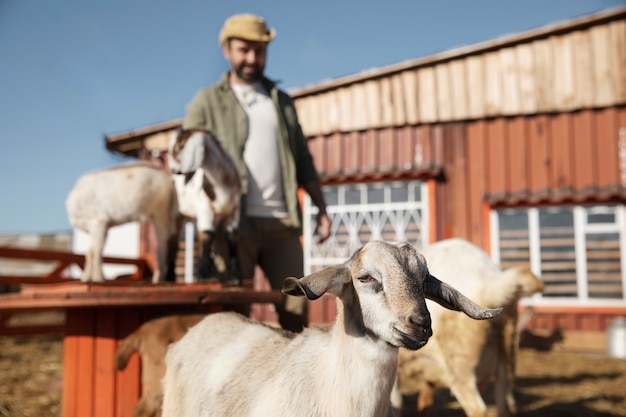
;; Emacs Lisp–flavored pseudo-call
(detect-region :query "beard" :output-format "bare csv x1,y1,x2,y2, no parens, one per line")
233,62,264,83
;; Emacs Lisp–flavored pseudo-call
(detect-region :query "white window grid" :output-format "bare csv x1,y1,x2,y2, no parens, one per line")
490,204,626,306
303,181,429,274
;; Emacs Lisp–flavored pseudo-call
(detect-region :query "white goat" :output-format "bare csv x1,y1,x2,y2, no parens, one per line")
395,238,544,417
66,162,179,283
161,241,502,417
168,129,242,280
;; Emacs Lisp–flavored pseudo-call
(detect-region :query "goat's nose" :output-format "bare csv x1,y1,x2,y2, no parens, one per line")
409,314,432,331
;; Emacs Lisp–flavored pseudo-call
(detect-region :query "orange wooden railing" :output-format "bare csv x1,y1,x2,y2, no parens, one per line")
0,247,151,336
0,247,150,285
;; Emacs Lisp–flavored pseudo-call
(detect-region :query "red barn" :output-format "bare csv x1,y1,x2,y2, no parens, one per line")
106,6,626,352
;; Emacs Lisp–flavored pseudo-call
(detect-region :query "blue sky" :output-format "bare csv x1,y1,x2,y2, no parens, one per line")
0,0,623,234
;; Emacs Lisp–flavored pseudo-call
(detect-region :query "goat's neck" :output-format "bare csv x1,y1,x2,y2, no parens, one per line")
333,294,395,347
204,139,239,183
321,299,398,416
482,274,518,307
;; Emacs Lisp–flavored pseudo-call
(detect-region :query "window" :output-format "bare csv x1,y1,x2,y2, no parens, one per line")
303,181,428,274
491,204,626,305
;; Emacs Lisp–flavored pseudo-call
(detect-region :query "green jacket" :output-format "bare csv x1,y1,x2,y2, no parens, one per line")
182,72,320,231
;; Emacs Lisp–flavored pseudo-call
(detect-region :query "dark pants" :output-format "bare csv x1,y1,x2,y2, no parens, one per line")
238,217,307,332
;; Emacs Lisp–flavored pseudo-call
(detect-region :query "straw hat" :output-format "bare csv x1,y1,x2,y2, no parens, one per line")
219,14,276,46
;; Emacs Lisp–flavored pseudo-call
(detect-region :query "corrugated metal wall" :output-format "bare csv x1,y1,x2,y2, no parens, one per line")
306,107,626,248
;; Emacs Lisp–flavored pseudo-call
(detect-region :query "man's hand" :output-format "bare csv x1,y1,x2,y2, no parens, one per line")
314,212,331,244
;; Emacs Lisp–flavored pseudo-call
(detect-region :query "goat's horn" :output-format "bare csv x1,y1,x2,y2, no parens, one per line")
424,274,503,320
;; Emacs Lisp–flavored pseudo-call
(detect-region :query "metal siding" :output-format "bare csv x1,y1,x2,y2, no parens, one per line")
572,111,596,196
361,130,378,173
416,125,433,168
439,126,454,239
506,117,529,199
434,171,450,239
328,132,342,176
595,108,619,195
467,122,489,246
486,119,508,199
305,109,625,244
343,131,360,175
549,113,575,198
397,125,416,171
378,128,396,173
449,124,470,239
305,110,626,329
528,116,552,201
621,108,626,190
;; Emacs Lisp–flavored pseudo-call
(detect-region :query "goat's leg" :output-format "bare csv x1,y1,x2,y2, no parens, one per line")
165,215,184,283
447,376,487,417
151,216,168,284
152,212,182,284
198,230,219,280
82,242,93,283
417,380,435,417
495,316,517,417
227,229,242,285
86,221,107,283
164,233,180,283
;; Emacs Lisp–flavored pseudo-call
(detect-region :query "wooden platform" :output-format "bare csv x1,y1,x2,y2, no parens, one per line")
0,246,284,417
0,281,283,417
0,280,283,311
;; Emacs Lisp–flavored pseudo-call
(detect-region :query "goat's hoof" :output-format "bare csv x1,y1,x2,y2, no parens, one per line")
220,277,241,287
199,277,220,284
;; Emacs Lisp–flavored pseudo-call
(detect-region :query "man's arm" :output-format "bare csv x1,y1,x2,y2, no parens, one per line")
302,180,331,244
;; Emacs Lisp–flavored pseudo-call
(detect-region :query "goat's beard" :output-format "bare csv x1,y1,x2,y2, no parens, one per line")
234,63,264,83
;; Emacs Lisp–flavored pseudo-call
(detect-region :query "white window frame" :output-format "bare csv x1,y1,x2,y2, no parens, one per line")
303,181,429,274
490,204,626,307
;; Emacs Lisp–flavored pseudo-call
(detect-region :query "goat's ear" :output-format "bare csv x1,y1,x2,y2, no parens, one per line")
424,274,504,320
177,132,205,173
282,264,351,300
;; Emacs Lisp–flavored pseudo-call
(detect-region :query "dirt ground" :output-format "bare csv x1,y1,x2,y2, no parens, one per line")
0,335,62,417
399,348,626,417
1,334,625,417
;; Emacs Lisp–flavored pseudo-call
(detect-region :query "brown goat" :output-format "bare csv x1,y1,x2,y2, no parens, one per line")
115,314,206,417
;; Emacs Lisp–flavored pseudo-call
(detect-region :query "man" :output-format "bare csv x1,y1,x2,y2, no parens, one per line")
182,13,331,332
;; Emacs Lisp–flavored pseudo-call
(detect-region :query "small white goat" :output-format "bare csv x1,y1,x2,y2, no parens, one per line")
394,238,544,417
162,241,502,417
168,129,242,280
66,162,179,283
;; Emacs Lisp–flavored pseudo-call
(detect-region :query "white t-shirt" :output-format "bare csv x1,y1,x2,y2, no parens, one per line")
231,82,288,218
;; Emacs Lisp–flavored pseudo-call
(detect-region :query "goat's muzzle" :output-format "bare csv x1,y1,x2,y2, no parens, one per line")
395,313,432,350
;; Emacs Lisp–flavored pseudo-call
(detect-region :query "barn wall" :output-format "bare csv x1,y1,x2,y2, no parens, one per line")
102,8,626,334
307,107,626,246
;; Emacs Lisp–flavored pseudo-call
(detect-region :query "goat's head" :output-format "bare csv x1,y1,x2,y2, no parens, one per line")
167,128,207,175
283,241,502,350
504,266,545,298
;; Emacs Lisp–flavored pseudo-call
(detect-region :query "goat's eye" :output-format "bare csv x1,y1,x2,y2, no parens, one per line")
358,275,374,283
